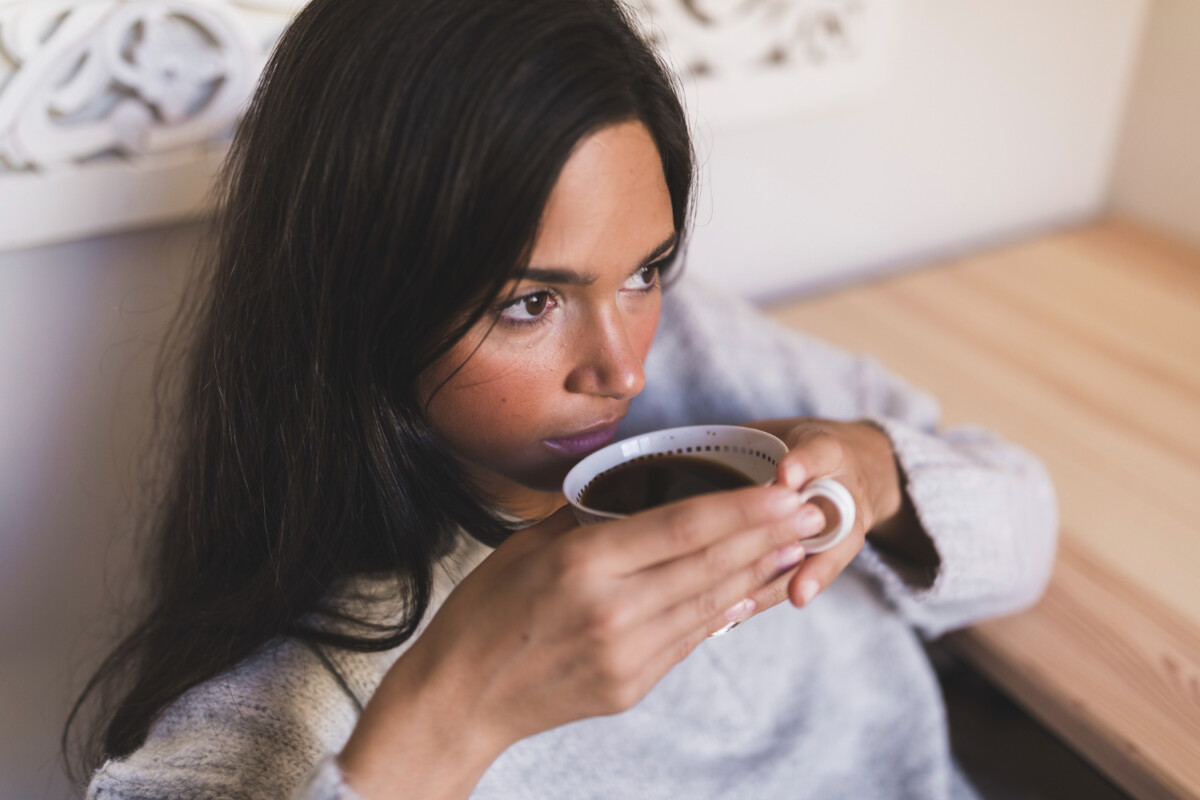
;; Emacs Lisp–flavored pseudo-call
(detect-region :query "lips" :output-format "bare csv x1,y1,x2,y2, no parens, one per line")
543,419,622,457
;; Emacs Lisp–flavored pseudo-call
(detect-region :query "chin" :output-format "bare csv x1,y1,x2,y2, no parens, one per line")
516,459,578,494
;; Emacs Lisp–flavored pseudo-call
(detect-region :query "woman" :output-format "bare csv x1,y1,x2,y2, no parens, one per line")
67,0,1057,797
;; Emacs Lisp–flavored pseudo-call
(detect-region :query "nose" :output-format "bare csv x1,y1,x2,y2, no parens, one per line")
564,304,646,400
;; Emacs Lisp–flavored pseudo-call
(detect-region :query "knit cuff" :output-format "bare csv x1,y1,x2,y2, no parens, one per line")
855,415,950,600
851,415,1045,637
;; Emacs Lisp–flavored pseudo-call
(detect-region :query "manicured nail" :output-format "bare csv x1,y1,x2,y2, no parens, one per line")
768,488,804,515
795,506,825,537
724,598,756,623
776,543,805,571
785,463,805,488
799,580,820,606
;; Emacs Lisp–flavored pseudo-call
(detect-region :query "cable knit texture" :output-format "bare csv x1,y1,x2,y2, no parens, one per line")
87,278,1058,800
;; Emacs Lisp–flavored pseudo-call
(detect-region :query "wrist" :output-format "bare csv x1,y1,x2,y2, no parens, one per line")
338,639,509,800
855,420,940,569
851,419,904,530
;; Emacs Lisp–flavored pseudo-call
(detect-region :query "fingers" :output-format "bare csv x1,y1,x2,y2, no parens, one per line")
776,423,845,490
787,533,862,608
632,538,808,652
629,554,808,695
625,504,822,619
584,484,810,573
745,561,802,616
632,537,853,694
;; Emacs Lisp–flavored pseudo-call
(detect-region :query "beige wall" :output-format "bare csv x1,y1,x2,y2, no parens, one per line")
0,223,201,799
1109,0,1200,248
0,1,1159,797
686,0,1149,300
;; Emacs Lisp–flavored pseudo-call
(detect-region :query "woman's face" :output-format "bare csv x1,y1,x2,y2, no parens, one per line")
420,120,677,498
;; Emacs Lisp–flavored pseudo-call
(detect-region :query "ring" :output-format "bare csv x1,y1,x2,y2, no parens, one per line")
709,620,740,637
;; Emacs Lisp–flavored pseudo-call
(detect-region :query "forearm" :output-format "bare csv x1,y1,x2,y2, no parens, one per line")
337,641,506,800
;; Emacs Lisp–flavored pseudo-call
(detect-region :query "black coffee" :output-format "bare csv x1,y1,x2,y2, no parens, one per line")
580,456,756,515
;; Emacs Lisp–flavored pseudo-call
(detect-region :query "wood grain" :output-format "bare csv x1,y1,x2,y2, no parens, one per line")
767,219,1200,800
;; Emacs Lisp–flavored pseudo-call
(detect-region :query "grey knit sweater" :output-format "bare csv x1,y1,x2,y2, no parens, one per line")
87,278,1058,800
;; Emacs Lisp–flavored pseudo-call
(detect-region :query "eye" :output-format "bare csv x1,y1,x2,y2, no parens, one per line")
499,290,555,324
623,263,662,291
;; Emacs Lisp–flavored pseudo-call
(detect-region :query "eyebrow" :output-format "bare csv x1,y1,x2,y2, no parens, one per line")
520,232,679,286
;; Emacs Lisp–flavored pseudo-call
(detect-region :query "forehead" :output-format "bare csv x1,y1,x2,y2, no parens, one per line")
529,121,675,272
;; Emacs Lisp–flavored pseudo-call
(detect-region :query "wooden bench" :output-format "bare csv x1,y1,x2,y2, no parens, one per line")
769,220,1200,800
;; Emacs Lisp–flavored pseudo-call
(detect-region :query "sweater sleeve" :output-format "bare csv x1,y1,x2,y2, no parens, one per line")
87,639,364,800
625,277,1059,640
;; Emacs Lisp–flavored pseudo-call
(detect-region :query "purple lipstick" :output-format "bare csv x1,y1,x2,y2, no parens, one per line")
543,422,620,457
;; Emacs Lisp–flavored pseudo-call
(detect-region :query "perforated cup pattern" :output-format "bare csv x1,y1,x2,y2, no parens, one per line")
563,425,787,524
563,425,857,555
564,426,857,643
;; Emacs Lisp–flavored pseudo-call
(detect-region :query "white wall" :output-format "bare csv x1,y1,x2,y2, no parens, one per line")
684,0,1149,301
0,223,201,800
1109,0,1200,248
0,2,1157,797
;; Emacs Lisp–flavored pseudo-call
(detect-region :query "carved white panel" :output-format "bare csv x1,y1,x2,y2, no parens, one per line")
0,0,894,251
0,0,299,251
631,0,897,127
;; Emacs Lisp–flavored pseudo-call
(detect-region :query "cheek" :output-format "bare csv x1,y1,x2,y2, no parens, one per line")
422,296,659,474
424,346,558,452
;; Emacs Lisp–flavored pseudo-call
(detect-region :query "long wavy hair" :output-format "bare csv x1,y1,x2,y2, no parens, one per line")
63,0,694,784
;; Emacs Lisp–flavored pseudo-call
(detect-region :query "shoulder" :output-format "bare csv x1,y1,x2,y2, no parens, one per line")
632,276,891,428
658,276,779,344
88,636,360,800
654,276,857,373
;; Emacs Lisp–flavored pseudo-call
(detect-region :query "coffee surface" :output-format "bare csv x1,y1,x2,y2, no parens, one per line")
580,455,756,515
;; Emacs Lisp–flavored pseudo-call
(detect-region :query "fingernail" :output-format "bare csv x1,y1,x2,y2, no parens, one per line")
768,488,803,515
795,506,825,537
785,463,804,488
724,597,756,623
776,543,805,571
799,580,820,606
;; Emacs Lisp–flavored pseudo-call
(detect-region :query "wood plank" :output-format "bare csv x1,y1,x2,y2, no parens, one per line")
1084,220,1200,299
880,270,1200,495
874,267,1200,465
961,233,1200,366
771,289,1200,628
952,258,1200,397
947,536,1200,800
767,220,1200,800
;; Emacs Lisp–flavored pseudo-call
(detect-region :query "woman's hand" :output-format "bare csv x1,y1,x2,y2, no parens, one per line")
741,418,934,614
338,484,822,800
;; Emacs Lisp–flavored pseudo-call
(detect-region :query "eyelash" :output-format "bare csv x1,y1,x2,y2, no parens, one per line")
494,261,667,329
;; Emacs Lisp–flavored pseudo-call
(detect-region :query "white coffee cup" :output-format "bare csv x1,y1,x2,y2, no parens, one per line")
562,425,856,554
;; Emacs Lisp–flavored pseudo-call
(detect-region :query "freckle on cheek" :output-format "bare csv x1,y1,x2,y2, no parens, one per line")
501,397,507,403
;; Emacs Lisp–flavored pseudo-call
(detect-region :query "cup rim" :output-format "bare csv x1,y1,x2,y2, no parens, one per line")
562,424,788,521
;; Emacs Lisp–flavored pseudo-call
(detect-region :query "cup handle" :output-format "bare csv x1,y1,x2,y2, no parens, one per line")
794,477,856,553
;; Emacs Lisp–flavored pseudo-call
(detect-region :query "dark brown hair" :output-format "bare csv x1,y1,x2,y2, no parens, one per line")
64,0,694,783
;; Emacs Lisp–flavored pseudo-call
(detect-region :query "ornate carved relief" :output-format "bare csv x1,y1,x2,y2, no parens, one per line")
637,0,871,77
0,0,892,250
0,1,290,172
629,0,893,127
